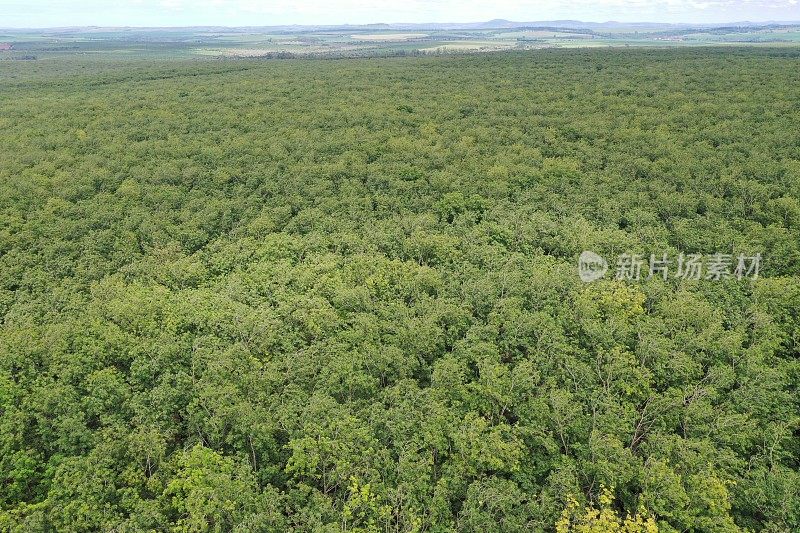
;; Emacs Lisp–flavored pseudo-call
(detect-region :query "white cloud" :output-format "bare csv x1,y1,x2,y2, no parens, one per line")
2,0,799,27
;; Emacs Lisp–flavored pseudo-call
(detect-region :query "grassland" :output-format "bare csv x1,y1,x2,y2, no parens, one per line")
2,22,800,61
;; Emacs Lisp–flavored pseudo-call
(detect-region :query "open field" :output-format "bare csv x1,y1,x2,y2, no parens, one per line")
353,33,429,41
2,22,800,60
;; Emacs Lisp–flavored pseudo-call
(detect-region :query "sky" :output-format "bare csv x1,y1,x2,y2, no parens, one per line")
1,0,799,28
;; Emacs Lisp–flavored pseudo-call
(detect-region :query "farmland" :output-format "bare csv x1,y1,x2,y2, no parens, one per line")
2,22,800,60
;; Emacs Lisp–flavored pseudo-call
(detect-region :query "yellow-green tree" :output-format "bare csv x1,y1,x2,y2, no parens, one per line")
557,488,658,533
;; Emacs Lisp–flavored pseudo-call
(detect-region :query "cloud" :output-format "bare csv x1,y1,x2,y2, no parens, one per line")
3,0,799,27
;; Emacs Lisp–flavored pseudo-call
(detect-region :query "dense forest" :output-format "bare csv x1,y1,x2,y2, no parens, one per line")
1,47,799,532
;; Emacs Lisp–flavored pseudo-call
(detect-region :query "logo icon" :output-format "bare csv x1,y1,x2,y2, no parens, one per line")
579,251,608,282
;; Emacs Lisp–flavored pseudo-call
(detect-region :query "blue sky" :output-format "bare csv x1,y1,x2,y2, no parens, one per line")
2,0,799,28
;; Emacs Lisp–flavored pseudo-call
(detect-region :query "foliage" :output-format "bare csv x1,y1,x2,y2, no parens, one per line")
0,48,799,531
556,487,658,533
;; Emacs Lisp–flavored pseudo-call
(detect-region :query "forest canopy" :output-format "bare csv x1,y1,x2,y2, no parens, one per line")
0,47,799,532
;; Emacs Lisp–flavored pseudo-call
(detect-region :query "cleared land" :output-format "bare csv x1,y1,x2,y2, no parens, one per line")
3,23,800,60
352,33,429,41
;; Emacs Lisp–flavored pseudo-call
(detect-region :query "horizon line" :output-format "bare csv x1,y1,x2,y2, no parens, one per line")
3,18,800,31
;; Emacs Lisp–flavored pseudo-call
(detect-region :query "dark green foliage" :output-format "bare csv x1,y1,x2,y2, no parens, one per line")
0,48,799,531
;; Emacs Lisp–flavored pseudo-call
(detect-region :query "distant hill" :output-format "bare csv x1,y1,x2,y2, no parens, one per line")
4,19,799,33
